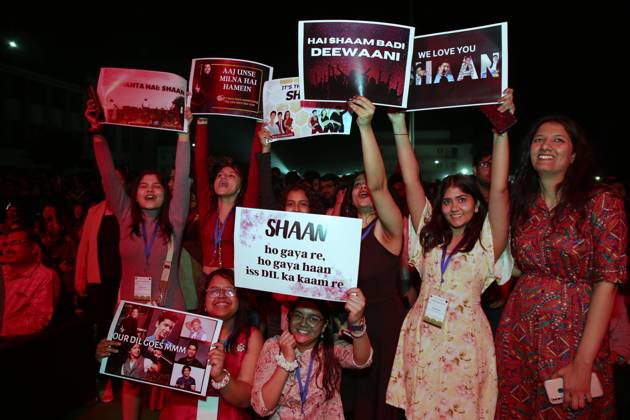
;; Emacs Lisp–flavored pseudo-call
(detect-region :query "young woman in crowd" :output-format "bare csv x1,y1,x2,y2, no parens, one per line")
341,96,405,419
87,99,192,420
385,90,513,419
194,118,266,274
160,268,263,419
251,291,372,419
496,115,627,418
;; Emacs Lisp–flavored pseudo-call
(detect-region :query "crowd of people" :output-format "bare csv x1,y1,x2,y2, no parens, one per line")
1,89,629,420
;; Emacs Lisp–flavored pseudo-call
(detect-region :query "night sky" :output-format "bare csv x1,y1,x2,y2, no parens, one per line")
1,4,625,183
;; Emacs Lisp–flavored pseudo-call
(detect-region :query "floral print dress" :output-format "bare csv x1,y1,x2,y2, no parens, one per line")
387,203,511,419
495,191,627,419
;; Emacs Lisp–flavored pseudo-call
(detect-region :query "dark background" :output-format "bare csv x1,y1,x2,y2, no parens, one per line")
0,4,625,183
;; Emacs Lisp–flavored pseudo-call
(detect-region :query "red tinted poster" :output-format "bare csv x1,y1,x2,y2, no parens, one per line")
407,22,508,111
299,20,415,108
97,68,188,132
189,58,273,120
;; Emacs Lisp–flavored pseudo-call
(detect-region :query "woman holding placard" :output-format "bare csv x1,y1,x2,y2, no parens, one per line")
86,98,192,420
385,91,513,419
160,268,263,419
251,292,372,419
340,96,406,420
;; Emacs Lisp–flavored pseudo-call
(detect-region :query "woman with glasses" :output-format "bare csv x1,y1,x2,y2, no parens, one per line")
160,268,263,419
251,290,372,419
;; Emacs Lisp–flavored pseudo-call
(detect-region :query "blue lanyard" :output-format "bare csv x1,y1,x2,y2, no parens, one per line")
213,208,234,256
440,239,464,285
141,222,159,264
296,352,315,414
361,219,376,241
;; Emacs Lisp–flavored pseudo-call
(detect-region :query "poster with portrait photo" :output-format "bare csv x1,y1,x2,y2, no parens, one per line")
262,77,352,142
97,68,188,132
100,301,222,395
298,20,415,108
407,22,508,111
188,58,273,120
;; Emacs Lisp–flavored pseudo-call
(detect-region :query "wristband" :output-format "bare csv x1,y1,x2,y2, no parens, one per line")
211,369,231,390
275,352,299,372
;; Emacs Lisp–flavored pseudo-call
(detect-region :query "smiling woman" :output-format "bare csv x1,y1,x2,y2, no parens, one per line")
86,99,192,420
252,292,372,419
496,116,627,418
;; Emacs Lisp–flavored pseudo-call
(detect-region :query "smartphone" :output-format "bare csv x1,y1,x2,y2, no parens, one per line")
544,372,604,405
480,104,517,134
87,85,103,116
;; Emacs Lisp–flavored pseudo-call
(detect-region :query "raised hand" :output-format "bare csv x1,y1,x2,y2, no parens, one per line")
344,288,366,325
278,330,297,361
348,96,376,128
84,99,102,132
209,341,226,380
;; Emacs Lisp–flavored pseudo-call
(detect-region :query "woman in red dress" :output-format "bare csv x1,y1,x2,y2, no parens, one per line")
496,116,627,418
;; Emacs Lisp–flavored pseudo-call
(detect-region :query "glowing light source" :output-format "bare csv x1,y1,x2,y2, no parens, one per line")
460,168,469,175
8,41,18,48
595,176,601,181
434,160,440,164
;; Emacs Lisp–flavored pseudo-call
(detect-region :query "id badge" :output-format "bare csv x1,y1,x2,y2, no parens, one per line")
197,396,219,420
133,276,152,302
422,294,449,328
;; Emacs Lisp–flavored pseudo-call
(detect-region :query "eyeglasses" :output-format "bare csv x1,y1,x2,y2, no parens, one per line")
289,311,323,327
477,161,492,168
207,287,236,298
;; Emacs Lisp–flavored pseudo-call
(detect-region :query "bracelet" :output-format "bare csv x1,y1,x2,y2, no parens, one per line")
348,317,367,338
348,316,365,331
211,369,231,390
275,352,299,372
393,133,408,136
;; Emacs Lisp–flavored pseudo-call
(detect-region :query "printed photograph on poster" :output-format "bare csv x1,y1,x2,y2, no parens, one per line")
96,68,188,132
99,301,222,396
188,58,273,120
234,207,361,302
262,77,352,142
298,20,415,108
407,22,508,111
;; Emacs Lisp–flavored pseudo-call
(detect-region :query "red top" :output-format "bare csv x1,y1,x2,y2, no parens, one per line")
194,121,261,269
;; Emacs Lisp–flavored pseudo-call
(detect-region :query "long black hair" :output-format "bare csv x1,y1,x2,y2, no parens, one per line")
202,268,252,353
129,170,173,242
511,115,595,227
209,160,247,212
281,181,324,214
419,174,487,254
288,298,340,402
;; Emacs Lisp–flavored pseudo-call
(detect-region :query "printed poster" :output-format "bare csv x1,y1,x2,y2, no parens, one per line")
407,22,508,111
97,68,188,132
189,58,273,120
299,20,415,107
262,77,352,142
234,207,361,302
99,301,222,396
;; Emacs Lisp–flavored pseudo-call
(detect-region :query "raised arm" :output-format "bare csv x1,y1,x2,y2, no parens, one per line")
388,112,426,232
256,127,278,210
194,117,213,223
84,99,129,219
487,88,513,261
168,109,192,232
209,328,264,408
348,96,403,254
242,123,265,208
